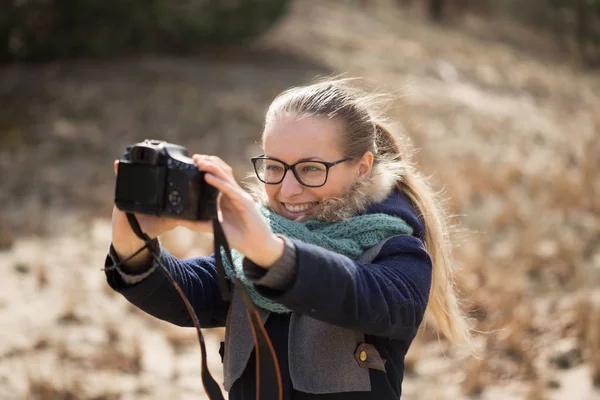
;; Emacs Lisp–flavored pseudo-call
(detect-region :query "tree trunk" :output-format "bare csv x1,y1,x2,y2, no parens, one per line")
428,0,444,22
576,0,589,63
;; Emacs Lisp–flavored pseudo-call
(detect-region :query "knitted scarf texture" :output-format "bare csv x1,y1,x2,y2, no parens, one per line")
222,205,413,313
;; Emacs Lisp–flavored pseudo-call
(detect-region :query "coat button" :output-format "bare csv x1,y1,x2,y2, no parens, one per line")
359,350,367,362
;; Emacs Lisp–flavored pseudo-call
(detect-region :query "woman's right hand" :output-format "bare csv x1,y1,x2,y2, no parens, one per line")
110,160,177,271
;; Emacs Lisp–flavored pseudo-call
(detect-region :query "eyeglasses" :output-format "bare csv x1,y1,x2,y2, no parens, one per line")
251,154,352,188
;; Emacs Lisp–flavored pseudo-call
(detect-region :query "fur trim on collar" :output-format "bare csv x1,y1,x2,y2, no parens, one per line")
243,154,405,223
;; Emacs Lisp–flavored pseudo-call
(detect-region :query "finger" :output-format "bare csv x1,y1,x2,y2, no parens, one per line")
195,157,235,185
204,173,251,206
192,154,209,163
194,155,234,178
206,155,233,175
114,160,118,176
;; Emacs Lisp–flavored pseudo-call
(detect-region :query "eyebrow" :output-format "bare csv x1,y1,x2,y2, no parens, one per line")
297,157,324,162
264,155,325,163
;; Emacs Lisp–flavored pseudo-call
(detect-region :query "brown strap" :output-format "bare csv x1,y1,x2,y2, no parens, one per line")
125,213,283,400
215,219,283,399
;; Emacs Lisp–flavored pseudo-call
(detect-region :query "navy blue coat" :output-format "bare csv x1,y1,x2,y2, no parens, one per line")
105,190,432,399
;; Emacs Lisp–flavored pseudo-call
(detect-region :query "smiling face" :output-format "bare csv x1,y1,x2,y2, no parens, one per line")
262,115,373,220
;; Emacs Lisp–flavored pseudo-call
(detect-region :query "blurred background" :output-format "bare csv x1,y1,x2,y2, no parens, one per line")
0,0,599,399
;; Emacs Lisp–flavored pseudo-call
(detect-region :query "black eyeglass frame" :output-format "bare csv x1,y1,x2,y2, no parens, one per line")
250,154,353,188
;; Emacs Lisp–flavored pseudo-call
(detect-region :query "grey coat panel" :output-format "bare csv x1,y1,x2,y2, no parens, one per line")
222,238,392,393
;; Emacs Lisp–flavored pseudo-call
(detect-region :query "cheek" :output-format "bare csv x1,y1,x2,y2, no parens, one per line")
308,182,345,201
321,171,355,198
265,185,278,200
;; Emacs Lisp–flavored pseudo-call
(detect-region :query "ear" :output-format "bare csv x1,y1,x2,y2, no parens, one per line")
357,151,374,179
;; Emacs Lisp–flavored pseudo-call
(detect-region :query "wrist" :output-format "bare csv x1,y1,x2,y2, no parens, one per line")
248,234,285,269
112,239,154,272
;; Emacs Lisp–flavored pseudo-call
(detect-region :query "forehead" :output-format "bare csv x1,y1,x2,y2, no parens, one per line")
263,115,345,161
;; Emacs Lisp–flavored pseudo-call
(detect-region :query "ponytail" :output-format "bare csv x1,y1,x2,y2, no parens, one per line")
374,123,401,156
374,122,472,347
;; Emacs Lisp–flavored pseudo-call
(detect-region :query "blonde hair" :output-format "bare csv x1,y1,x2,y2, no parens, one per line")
264,78,472,347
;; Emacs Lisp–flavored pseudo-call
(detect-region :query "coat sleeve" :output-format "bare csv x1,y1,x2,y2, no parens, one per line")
104,245,230,328
255,235,432,340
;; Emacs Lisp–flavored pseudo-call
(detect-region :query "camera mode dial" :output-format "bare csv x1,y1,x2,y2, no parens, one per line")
168,190,182,207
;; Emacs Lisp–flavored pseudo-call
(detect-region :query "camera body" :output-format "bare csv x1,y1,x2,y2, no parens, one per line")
114,139,218,221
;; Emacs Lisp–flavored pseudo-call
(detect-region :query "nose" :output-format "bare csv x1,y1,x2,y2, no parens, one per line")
279,169,303,197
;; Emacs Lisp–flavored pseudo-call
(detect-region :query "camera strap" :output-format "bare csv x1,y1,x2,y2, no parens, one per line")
124,213,283,400
212,219,283,400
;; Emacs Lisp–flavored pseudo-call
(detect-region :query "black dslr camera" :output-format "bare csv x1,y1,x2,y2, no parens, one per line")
114,139,218,221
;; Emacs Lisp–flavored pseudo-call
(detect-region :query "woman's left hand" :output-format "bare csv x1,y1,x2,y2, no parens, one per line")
183,154,284,268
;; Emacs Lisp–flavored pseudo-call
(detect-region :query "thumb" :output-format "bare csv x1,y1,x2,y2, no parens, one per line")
114,160,119,176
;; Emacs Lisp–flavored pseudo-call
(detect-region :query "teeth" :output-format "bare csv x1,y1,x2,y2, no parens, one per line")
284,203,315,213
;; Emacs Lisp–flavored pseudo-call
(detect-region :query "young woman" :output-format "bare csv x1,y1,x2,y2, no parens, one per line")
104,79,471,399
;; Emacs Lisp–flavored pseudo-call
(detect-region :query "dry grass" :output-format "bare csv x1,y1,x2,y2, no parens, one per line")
403,338,420,376
22,322,144,399
91,340,143,374
104,320,121,346
525,380,547,400
0,223,14,251
49,327,143,375
573,294,593,349
164,326,200,354
27,374,84,400
461,357,486,396
587,305,600,386
26,368,119,400
87,321,144,374
25,340,86,400
35,263,49,290
101,280,116,298
33,336,51,351
57,290,83,325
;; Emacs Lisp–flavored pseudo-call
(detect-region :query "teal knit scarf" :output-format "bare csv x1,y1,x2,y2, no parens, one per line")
222,206,413,313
